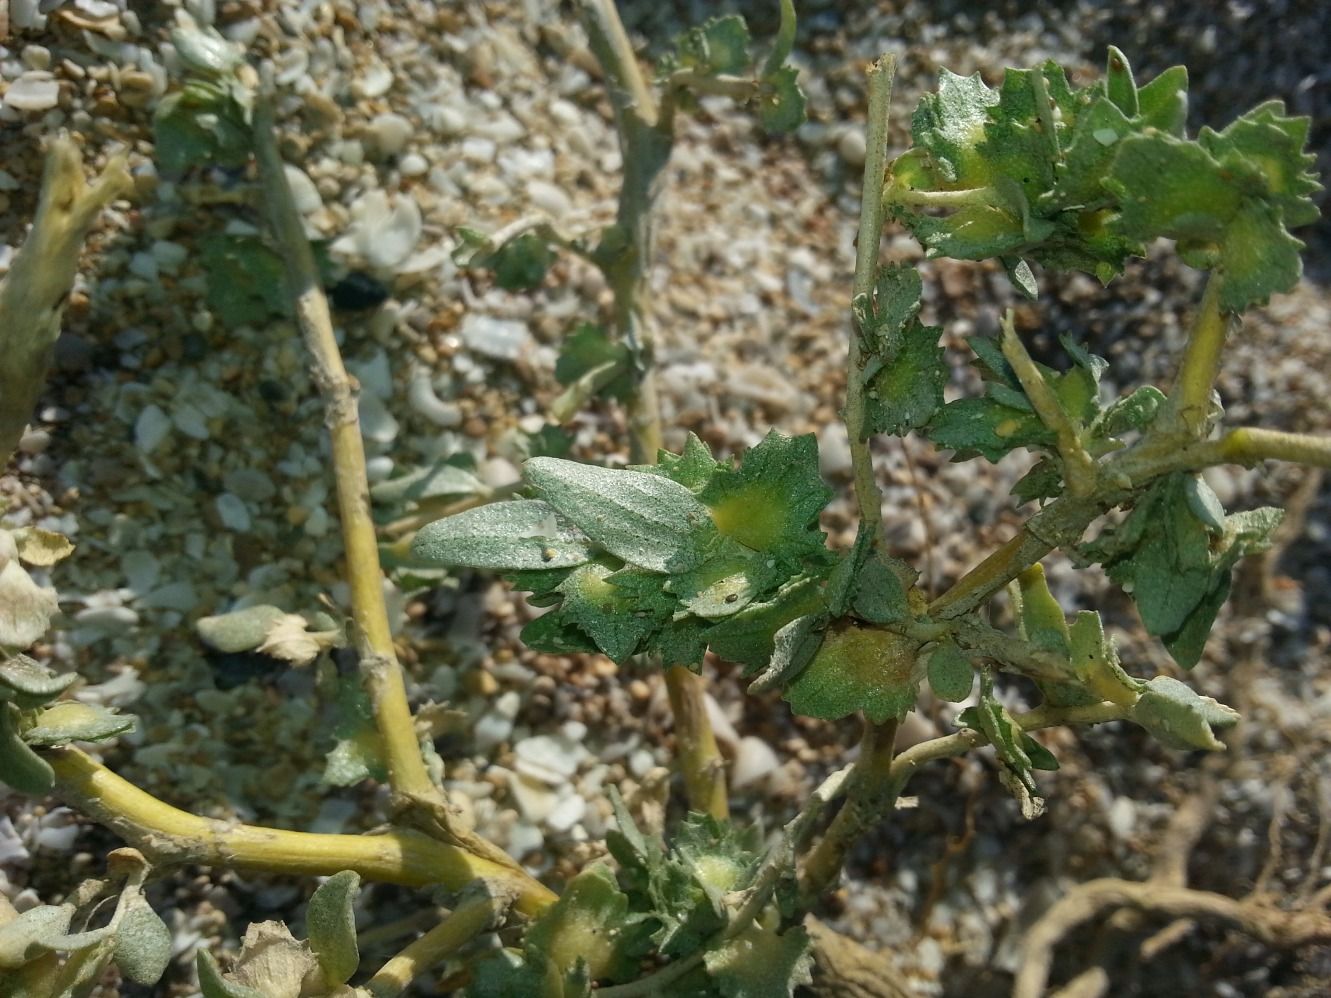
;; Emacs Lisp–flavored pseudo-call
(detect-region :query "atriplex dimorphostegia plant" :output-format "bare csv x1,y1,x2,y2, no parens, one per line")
1,3,1330,996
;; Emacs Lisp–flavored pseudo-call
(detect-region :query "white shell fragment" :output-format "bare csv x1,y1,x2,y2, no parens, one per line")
3,72,60,111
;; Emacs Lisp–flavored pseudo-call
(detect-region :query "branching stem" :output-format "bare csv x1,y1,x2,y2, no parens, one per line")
1167,272,1230,437
44,748,556,916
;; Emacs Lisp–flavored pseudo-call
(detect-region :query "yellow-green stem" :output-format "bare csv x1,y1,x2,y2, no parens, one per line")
665,666,729,820
1168,273,1230,437
253,100,433,801
45,749,556,917
366,891,510,997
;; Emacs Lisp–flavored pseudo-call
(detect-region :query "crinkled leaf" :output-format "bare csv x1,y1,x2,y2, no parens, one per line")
749,613,827,693
912,69,999,187
0,905,73,969
704,920,813,998
555,325,633,402
519,610,602,656
850,554,914,625
0,561,59,650
1130,676,1239,751
1136,64,1188,136
228,921,316,998
11,528,73,567
21,701,135,746
641,433,722,493
705,575,825,673
926,395,1054,461
370,460,484,504
526,459,715,574
412,499,595,571
865,322,947,437
757,66,806,134
525,865,643,983
1100,385,1165,438
559,563,674,662
663,15,752,77
959,690,1055,819
307,871,360,988
1065,610,1141,706
1011,458,1064,504
927,642,974,702
783,625,922,723
113,896,172,986
153,79,251,178
0,654,76,708
667,540,779,620
322,675,386,787
197,949,268,998
1080,474,1282,668
199,234,288,330
698,432,832,564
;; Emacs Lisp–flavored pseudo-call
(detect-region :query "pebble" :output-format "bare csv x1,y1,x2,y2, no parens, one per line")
507,771,557,822
836,126,867,167
545,794,586,833
526,179,573,218
399,152,428,177
283,165,321,214
215,493,252,532
4,71,60,111
514,734,582,786
730,736,780,790
460,313,532,361
366,112,412,159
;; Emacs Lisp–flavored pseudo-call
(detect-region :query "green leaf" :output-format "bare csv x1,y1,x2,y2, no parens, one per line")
1105,46,1139,116
1135,65,1188,136
959,686,1055,819
911,69,1000,187
0,905,73,970
306,871,360,988
555,325,633,402
849,554,912,626
859,267,947,437
21,702,136,747
758,65,807,134
559,562,674,662
926,395,1054,461
763,0,797,76
153,79,251,178
1011,459,1063,504
704,919,813,998
705,575,825,673
665,15,752,76
1066,610,1141,706
1080,475,1283,668
667,541,779,621
748,612,827,693
782,625,922,723
0,704,53,795
698,432,832,564
1130,676,1239,751
0,654,76,709
1015,564,1069,656
927,642,974,702
1099,385,1165,439
491,232,555,291
197,950,268,998
113,896,172,986
196,605,288,654
322,675,387,787
526,458,716,574
370,459,484,504
520,610,603,656
199,234,288,330
642,433,722,493
412,499,595,571
525,866,642,984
